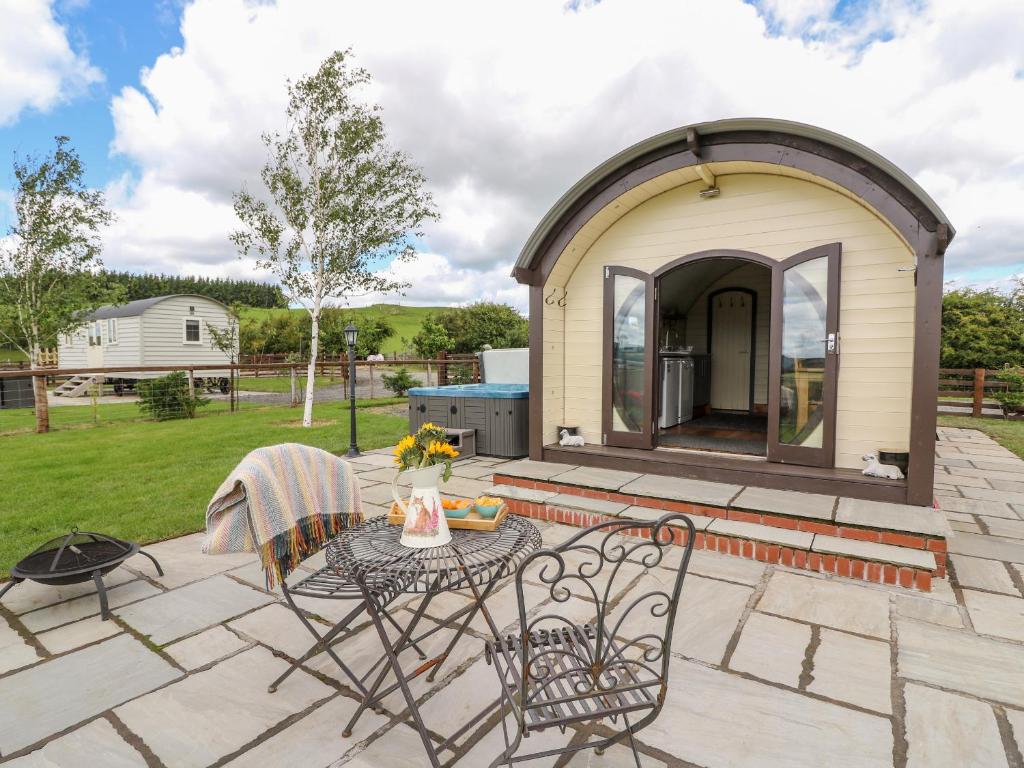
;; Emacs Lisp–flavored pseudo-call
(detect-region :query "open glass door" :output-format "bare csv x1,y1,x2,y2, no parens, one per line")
602,266,655,449
767,243,841,467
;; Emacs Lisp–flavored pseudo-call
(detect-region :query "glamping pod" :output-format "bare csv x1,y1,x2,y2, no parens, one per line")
513,118,954,506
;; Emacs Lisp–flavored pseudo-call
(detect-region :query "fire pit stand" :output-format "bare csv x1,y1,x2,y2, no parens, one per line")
0,528,163,621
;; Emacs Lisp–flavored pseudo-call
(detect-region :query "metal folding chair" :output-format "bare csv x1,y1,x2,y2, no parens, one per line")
484,513,697,767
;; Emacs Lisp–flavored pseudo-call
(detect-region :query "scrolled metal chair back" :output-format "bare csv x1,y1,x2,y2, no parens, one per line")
512,514,696,714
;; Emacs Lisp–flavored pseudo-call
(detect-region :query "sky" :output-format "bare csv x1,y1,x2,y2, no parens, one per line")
1,0,1022,313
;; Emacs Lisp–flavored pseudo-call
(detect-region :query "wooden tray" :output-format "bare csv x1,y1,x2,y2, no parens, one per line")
388,502,508,531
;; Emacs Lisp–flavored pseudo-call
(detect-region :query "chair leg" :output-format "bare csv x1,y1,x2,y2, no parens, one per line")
489,685,523,768
623,713,643,768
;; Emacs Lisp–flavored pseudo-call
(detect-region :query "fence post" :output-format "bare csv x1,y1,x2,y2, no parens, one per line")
369,363,375,400
438,351,448,387
290,366,298,407
973,368,985,418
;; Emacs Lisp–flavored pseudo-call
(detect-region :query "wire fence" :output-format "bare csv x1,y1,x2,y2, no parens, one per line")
0,357,480,435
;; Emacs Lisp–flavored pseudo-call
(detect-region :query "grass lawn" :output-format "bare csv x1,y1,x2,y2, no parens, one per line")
240,303,438,355
0,347,28,364
937,414,1024,459
236,373,340,394
0,399,408,577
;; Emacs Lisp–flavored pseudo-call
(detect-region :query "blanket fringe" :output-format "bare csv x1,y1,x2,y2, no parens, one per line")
259,509,364,590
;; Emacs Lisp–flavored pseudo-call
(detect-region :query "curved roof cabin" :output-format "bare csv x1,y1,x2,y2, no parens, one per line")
58,294,236,379
513,118,954,506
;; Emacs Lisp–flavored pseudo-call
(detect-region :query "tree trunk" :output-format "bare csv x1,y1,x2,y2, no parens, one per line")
31,345,49,433
302,311,320,427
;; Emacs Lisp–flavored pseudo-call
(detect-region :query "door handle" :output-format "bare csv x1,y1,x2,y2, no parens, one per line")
819,333,837,353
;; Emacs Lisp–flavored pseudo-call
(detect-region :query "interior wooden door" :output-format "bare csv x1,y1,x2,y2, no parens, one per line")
767,243,842,467
709,289,754,411
602,266,656,448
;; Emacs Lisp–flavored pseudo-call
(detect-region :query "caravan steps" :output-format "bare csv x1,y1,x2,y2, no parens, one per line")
53,375,104,397
489,461,949,593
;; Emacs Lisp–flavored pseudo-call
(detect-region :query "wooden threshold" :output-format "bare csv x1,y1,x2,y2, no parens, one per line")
542,443,908,504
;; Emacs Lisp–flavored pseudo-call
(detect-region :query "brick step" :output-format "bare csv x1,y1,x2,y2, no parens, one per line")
489,482,942,592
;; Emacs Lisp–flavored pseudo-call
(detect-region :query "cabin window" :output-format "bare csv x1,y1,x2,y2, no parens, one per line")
183,318,201,343
107,318,118,344
88,321,102,346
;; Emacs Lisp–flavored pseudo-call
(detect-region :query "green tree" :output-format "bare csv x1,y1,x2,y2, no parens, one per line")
232,50,437,427
0,136,119,433
434,302,528,354
319,309,394,357
410,314,454,358
941,285,1024,369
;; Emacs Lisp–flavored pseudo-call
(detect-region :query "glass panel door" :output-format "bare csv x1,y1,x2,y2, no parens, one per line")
602,267,655,448
768,244,841,467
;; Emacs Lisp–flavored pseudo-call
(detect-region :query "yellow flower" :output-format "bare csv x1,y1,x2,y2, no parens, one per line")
426,440,459,459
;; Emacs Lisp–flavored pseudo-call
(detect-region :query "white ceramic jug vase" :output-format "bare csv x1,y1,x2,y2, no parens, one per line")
392,463,452,548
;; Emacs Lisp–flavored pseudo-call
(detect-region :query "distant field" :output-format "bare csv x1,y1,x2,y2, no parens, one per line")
240,303,439,355
0,347,28,364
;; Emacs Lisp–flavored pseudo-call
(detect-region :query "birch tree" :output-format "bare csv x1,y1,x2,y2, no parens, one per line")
232,50,436,427
0,136,117,433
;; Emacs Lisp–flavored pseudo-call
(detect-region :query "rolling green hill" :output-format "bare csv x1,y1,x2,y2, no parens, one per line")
240,303,439,355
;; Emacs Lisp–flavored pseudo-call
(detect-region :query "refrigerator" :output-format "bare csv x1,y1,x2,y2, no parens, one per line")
659,357,695,428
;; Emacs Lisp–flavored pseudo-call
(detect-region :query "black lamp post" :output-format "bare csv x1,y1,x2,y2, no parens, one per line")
344,322,360,458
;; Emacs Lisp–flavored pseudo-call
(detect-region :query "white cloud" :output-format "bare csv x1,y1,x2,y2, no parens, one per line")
99,0,1024,300
0,0,101,125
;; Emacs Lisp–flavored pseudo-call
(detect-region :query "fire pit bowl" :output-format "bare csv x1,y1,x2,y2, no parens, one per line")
0,528,163,620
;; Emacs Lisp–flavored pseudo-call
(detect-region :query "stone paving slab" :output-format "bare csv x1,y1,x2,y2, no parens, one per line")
620,505,714,530
985,516,1024,540
903,682,1009,768
483,483,557,503
808,628,892,714
544,492,629,516
935,496,1020,519
835,498,949,537
644,658,894,768
0,567,137,616
0,618,40,675
164,625,251,671
114,646,332,768
812,534,936,571
672,574,753,665
962,486,1024,505
34,615,122,656
897,618,1024,707
757,571,891,639
951,555,1019,595
0,634,182,755
947,531,1024,563
3,718,147,768
708,518,814,549
221,693,387,768
730,486,835,520
684,548,767,585
619,474,742,507
962,590,1024,642
729,612,809,688
114,574,274,645
19,580,163,634
496,459,578,481
892,594,963,628
548,465,643,491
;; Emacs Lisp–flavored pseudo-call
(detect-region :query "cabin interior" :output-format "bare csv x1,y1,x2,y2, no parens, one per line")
656,257,773,457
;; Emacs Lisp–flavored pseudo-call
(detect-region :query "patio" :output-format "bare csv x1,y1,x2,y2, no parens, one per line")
1,430,1023,767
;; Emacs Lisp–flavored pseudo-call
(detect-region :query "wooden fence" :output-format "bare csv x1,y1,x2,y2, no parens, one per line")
938,368,1008,418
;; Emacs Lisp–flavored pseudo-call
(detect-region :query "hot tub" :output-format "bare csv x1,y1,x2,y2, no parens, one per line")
408,383,529,458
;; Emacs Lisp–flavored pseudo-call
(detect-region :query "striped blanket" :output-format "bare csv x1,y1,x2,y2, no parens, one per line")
203,443,364,589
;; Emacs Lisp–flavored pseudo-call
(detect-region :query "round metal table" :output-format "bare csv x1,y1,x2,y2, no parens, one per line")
327,514,542,767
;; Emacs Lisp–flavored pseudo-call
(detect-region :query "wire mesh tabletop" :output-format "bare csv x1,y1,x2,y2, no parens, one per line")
326,515,542,600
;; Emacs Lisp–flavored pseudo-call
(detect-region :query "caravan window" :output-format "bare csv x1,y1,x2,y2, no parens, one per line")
107,318,118,344
88,321,102,346
184,318,201,343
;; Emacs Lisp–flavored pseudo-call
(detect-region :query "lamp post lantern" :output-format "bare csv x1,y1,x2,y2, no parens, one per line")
344,322,360,458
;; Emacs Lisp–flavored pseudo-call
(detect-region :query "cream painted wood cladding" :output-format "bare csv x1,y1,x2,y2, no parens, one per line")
545,168,916,470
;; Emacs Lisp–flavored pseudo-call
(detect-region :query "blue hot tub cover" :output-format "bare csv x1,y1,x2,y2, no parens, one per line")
407,383,529,399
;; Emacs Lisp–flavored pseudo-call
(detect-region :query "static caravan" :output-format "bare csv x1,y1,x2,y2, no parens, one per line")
57,294,236,395
513,119,954,506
